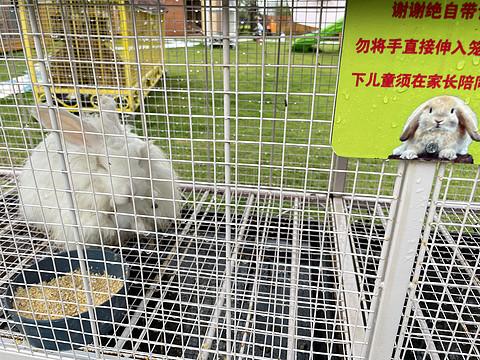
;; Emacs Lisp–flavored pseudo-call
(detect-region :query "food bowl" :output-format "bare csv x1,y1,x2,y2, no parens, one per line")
3,249,129,351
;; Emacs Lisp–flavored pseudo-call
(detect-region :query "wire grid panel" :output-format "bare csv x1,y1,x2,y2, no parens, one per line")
17,0,165,111
0,0,478,359
393,164,480,360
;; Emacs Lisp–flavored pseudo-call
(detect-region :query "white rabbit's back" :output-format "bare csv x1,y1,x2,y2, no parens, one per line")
18,134,121,249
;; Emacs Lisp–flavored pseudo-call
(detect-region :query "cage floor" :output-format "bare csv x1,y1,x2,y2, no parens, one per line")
1,176,478,359
0,179,348,359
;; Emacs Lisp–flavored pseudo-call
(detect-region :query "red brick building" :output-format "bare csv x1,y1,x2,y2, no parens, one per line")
163,0,202,36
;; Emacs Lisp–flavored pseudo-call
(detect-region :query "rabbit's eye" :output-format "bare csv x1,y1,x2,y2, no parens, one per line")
450,108,455,114
429,107,433,114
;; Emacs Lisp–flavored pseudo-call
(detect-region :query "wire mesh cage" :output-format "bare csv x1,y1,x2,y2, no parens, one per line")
18,0,165,111
0,0,479,360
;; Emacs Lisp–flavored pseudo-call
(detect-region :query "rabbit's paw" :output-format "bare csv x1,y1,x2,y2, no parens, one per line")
156,218,174,231
49,243,64,253
99,95,117,110
400,150,418,160
439,149,457,160
392,146,403,156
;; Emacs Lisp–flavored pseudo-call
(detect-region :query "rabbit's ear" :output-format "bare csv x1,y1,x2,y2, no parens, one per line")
97,96,124,135
31,106,100,147
98,96,117,111
399,102,427,141
457,102,480,141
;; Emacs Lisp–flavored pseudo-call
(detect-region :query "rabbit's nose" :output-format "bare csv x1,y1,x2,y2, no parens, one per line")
435,119,442,124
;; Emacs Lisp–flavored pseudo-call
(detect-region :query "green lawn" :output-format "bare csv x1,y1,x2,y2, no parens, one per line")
1,42,343,190
3,42,473,200
0,51,35,172
141,42,341,190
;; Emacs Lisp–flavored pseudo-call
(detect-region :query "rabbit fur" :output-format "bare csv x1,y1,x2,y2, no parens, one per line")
18,96,182,250
393,95,480,160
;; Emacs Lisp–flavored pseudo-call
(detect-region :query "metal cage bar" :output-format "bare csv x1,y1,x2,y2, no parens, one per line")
0,1,478,359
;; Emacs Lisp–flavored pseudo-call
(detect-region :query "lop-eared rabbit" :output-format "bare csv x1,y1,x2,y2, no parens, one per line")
393,95,480,160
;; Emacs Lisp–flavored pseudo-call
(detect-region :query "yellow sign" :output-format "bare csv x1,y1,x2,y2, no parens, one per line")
333,0,480,164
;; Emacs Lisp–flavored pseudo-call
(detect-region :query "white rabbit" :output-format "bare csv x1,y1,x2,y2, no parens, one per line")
393,96,480,160
18,96,182,250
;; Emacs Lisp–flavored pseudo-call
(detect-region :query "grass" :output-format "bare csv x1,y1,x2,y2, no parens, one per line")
1,42,343,190
0,50,35,171
3,42,474,200
140,42,341,190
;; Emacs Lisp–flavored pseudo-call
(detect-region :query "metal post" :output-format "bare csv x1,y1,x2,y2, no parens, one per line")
203,0,212,179
286,197,300,360
222,0,233,357
365,161,437,359
268,0,284,185
330,153,367,356
393,164,445,359
330,154,348,195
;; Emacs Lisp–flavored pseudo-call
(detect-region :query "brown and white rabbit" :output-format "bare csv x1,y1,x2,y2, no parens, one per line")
18,97,182,250
393,95,480,160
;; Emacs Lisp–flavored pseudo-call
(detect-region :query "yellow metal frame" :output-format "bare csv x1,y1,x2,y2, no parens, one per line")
18,0,165,112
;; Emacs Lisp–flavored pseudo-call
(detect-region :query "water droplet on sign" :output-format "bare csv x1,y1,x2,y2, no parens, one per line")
456,60,465,70
473,58,480,66
383,96,389,104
